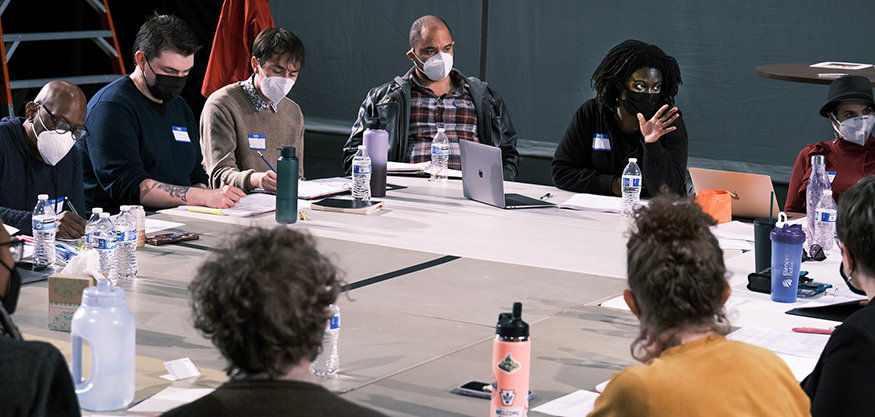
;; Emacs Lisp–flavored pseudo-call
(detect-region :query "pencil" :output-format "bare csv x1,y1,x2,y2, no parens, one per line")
257,151,277,173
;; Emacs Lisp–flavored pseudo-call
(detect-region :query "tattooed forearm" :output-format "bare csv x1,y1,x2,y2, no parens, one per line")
151,182,190,202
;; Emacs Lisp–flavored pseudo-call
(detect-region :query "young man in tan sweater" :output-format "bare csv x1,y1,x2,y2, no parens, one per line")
200,27,305,193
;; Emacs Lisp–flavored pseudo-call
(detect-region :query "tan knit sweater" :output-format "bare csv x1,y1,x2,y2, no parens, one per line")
200,82,304,192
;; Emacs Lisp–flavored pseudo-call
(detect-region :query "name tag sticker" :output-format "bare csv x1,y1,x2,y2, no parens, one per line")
172,126,191,143
593,133,611,151
248,134,266,150
827,171,836,184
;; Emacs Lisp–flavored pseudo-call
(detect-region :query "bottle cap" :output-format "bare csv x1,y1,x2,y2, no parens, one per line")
770,220,805,245
276,146,296,157
92,208,103,214
365,115,383,129
38,194,48,200
811,155,825,165
82,278,126,307
628,158,637,163
99,212,110,219
119,205,130,211
437,128,446,133
495,302,529,338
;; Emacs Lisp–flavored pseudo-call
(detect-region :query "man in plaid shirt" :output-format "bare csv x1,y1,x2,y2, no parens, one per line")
345,15,520,181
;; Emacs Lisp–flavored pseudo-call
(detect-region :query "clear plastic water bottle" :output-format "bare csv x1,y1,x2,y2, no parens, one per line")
352,145,371,201
32,194,56,268
430,128,450,182
114,206,138,280
806,155,831,241
84,207,103,251
814,190,837,253
310,303,340,376
95,212,118,284
620,158,642,218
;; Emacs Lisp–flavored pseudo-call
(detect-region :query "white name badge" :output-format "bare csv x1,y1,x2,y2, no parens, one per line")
593,133,610,151
172,126,191,143
248,134,266,150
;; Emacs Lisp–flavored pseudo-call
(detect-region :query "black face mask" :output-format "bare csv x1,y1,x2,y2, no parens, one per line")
621,90,663,120
146,61,187,102
840,263,867,296
0,261,21,315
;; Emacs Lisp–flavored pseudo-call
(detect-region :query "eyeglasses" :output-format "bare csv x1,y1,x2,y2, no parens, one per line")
37,102,88,141
0,240,24,264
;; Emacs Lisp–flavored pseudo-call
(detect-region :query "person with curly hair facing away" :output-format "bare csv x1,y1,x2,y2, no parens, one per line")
552,40,688,197
802,175,875,417
163,228,386,417
588,195,810,416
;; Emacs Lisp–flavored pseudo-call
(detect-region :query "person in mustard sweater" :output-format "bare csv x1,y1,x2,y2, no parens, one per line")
589,195,811,417
200,27,305,193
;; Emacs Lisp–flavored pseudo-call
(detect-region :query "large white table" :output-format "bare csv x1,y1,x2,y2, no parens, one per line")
13,175,849,416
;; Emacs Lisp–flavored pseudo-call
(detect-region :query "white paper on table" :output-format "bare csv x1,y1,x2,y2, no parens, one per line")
298,177,352,199
4,224,19,235
599,295,630,311
793,293,867,310
809,61,873,70
531,390,600,416
726,326,828,359
127,387,214,413
710,221,754,241
559,194,622,213
775,352,820,382
387,161,429,173
162,357,201,381
718,238,752,251
594,380,610,393
181,193,276,217
144,219,185,235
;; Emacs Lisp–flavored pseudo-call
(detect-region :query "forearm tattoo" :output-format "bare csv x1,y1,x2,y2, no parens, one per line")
151,182,190,202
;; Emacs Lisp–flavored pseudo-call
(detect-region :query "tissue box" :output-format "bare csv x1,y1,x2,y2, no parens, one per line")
48,274,94,332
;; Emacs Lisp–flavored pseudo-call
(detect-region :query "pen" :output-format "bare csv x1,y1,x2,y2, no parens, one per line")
64,196,79,216
187,207,223,216
257,151,277,173
792,326,835,335
540,193,553,200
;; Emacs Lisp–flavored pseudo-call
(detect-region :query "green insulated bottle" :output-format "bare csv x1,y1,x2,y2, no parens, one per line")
276,146,298,224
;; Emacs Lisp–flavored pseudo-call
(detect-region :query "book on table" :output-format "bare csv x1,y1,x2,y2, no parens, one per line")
311,198,384,215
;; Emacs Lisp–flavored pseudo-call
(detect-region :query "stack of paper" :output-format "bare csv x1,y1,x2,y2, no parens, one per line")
298,178,352,200
559,194,624,213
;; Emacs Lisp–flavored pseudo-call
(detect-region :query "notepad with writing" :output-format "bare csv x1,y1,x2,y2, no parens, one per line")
311,198,383,215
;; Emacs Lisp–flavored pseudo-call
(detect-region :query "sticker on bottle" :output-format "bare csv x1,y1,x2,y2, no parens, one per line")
492,406,523,417
827,171,836,184
172,126,191,143
593,133,611,151
431,144,450,156
248,134,266,150
497,352,521,374
328,315,340,330
622,176,641,187
32,218,56,231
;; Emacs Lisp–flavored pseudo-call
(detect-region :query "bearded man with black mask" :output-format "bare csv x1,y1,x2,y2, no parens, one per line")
552,40,688,197
0,80,87,238
78,14,245,214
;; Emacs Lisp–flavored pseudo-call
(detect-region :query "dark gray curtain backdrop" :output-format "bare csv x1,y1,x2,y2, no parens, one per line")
273,1,875,182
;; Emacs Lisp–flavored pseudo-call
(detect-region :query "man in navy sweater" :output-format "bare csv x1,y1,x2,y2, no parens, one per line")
78,14,244,213
0,80,87,238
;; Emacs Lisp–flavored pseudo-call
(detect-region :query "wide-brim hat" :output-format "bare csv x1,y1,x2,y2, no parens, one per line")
820,75,875,118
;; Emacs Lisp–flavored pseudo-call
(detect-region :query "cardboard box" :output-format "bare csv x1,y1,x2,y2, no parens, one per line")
48,274,94,332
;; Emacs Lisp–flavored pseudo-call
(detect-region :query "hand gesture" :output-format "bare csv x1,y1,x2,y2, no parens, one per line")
638,105,679,144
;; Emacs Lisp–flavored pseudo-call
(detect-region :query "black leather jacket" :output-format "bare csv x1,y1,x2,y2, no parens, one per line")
344,69,520,181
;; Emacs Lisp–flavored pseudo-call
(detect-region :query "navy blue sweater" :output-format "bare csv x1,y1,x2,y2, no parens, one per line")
0,117,84,235
77,76,209,213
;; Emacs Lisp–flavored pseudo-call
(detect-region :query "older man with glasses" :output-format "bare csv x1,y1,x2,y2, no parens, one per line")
0,80,88,239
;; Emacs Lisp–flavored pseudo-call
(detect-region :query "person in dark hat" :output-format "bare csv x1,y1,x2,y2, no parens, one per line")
785,75,875,212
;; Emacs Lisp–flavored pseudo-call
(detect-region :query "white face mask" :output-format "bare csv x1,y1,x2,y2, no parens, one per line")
35,107,76,166
832,114,875,146
412,51,453,81
257,63,295,104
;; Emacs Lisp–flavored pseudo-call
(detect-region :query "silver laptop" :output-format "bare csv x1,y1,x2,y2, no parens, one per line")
460,140,554,209
689,167,781,219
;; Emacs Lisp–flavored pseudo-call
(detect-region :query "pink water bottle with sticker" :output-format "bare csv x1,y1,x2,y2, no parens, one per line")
492,302,530,417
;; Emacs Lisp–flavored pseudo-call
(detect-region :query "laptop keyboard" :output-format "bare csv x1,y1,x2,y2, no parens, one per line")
505,193,553,207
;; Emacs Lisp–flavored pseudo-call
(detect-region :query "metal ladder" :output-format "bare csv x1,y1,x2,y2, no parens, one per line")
0,0,125,115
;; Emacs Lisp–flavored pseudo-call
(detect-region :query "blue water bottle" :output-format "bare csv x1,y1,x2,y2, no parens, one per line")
770,213,805,303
